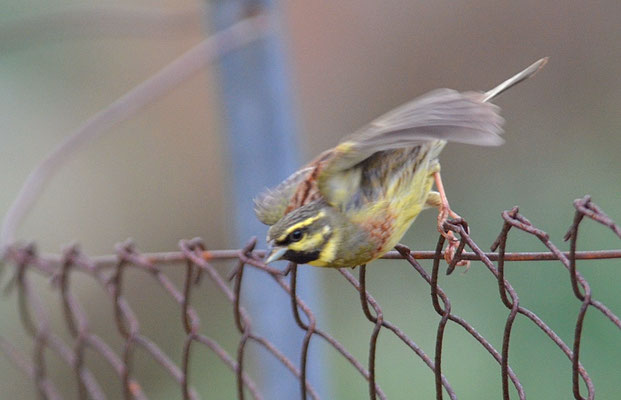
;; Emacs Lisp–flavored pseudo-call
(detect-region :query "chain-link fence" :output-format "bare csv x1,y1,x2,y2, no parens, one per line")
1,195,620,400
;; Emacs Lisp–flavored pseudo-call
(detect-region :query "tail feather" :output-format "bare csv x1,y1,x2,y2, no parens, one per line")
483,58,548,102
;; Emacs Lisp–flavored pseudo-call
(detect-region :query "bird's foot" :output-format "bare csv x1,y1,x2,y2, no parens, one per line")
443,231,470,271
433,170,469,270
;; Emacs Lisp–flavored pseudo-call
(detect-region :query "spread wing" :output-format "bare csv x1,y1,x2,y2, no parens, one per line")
317,58,547,202
316,89,504,179
253,167,314,225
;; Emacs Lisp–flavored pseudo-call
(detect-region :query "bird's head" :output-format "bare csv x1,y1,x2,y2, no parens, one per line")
264,201,335,265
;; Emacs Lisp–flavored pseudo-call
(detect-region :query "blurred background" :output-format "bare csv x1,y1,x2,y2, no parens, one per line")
1,0,621,398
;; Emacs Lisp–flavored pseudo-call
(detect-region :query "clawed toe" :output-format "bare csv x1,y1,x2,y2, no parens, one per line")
443,231,470,272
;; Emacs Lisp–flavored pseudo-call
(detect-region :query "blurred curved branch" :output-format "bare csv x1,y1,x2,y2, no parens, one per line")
0,13,274,252
0,5,203,51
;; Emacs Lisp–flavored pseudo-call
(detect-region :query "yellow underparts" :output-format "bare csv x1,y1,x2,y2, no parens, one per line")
351,162,436,257
384,169,435,252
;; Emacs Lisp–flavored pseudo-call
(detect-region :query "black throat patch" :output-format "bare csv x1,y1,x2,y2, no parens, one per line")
283,250,321,264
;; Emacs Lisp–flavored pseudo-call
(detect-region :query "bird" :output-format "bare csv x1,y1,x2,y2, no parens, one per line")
254,58,547,268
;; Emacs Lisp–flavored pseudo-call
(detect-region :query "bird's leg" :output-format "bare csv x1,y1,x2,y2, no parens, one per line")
432,171,460,229
428,171,470,268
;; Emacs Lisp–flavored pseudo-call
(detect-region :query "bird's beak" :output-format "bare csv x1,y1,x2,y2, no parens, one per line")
265,246,287,264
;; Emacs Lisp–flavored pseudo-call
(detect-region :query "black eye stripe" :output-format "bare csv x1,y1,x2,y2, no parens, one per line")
289,229,303,242
276,228,306,246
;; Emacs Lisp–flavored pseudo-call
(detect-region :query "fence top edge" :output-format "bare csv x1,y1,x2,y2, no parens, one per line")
3,245,621,274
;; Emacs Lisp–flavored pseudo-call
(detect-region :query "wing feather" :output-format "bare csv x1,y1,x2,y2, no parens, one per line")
253,167,314,225
317,57,547,176
323,89,504,175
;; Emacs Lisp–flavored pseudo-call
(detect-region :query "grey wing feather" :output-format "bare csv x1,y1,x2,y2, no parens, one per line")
253,167,313,225
352,89,505,148
323,89,504,174
322,58,547,175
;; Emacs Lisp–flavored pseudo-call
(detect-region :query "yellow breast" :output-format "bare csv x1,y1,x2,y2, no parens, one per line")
352,160,436,259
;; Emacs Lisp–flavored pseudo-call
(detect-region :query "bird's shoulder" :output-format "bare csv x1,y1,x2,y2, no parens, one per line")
253,164,322,226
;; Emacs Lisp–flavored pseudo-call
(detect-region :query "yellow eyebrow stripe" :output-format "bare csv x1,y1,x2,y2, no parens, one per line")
277,211,326,242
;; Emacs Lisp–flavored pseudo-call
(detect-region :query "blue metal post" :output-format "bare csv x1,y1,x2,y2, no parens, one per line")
209,1,327,398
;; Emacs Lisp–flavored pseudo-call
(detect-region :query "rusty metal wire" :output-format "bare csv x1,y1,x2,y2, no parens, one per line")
1,195,620,399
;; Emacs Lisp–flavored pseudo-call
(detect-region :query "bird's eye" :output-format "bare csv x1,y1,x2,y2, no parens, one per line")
289,229,303,242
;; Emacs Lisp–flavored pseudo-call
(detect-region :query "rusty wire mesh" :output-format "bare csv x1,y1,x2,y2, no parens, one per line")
1,194,620,400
